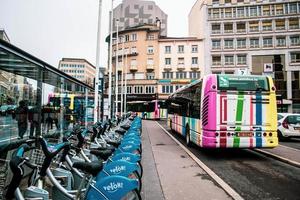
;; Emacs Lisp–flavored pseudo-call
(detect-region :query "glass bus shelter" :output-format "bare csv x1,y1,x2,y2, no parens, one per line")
0,39,95,144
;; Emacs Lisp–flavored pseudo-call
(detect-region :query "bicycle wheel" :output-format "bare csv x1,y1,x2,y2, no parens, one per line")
121,189,142,200
128,171,142,192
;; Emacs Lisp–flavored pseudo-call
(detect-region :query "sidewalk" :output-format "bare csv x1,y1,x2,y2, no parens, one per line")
255,144,300,168
141,120,231,200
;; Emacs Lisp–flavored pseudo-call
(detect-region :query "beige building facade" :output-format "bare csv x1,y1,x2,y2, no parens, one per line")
58,58,96,87
109,24,160,109
189,0,300,112
158,37,204,100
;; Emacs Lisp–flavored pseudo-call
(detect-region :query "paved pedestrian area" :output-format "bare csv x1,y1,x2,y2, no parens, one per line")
141,120,231,200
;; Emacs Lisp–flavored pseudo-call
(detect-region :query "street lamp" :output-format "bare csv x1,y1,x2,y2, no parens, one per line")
120,36,125,116
108,0,114,119
115,19,119,118
94,0,102,123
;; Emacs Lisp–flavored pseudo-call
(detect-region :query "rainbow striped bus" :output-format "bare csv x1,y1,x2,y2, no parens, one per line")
127,100,167,120
167,74,278,148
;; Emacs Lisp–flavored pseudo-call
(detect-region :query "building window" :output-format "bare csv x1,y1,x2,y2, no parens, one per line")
147,58,154,65
225,55,234,65
250,38,259,48
192,57,198,65
212,40,221,49
237,38,246,49
178,45,184,53
162,72,173,79
212,55,221,66
249,21,259,32
224,23,233,33
178,57,184,65
131,33,137,41
211,24,221,34
276,37,286,47
225,8,232,18
131,46,137,54
237,55,247,65
134,86,143,94
145,86,155,94
125,35,130,42
165,46,171,54
263,5,270,16
276,4,283,15
290,3,297,14
212,9,220,19
237,7,245,17
146,73,155,80
250,6,257,17
224,39,234,49
190,71,200,79
289,18,299,29
191,45,198,53
262,20,272,31
291,52,300,63
165,58,171,65
176,72,187,79
275,19,285,30
225,0,231,3
212,0,219,5
127,86,132,94
131,59,137,67
263,37,273,47
290,35,300,46
147,34,155,40
237,23,246,33
147,46,154,54
162,85,174,94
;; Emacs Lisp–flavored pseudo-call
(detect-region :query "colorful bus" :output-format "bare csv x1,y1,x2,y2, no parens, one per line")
167,74,278,148
49,93,94,124
127,100,167,119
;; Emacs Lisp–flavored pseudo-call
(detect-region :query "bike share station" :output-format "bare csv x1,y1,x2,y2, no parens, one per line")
0,39,144,199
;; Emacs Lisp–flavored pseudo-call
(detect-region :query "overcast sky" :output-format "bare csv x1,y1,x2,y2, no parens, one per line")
0,0,196,68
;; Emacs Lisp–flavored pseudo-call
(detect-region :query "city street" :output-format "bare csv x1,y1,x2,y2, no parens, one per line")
156,120,300,200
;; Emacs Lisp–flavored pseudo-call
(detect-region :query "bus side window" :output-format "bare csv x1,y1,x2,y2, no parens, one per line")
191,83,202,119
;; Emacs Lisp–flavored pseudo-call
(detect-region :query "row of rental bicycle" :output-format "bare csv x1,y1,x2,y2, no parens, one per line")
4,115,143,200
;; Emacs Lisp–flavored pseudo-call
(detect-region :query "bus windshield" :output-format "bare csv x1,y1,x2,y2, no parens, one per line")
217,75,269,91
128,102,156,112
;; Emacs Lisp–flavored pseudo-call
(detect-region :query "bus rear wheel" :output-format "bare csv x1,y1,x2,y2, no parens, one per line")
186,125,191,147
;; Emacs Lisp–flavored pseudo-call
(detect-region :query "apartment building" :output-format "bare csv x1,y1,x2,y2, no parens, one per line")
113,0,168,36
158,37,204,100
189,0,300,112
58,58,96,87
109,24,160,109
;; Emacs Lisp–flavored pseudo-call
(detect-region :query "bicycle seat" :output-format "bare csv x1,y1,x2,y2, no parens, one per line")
106,140,121,148
73,161,103,177
90,149,113,160
120,124,130,130
115,128,126,135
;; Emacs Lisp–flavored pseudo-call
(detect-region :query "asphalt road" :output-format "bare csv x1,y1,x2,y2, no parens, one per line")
158,120,300,200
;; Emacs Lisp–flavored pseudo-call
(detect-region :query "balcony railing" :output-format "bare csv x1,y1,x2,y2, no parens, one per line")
146,64,154,70
191,64,199,70
177,64,185,70
130,65,138,71
164,65,172,70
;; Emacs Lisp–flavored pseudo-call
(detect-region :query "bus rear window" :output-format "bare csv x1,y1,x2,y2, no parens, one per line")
217,75,269,91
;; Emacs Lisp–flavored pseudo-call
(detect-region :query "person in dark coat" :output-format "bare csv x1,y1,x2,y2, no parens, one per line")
15,100,28,139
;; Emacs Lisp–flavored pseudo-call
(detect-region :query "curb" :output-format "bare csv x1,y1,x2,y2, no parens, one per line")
253,149,300,168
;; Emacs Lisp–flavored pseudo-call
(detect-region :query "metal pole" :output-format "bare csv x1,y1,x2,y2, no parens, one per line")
121,37,124,116
94,0,102,123
115,19,119,118
85,88,88,128
108,0,114,119
124,52,128,114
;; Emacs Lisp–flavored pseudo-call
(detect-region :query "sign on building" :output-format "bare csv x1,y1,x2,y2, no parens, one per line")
235,68,250,75
263,63,273,73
